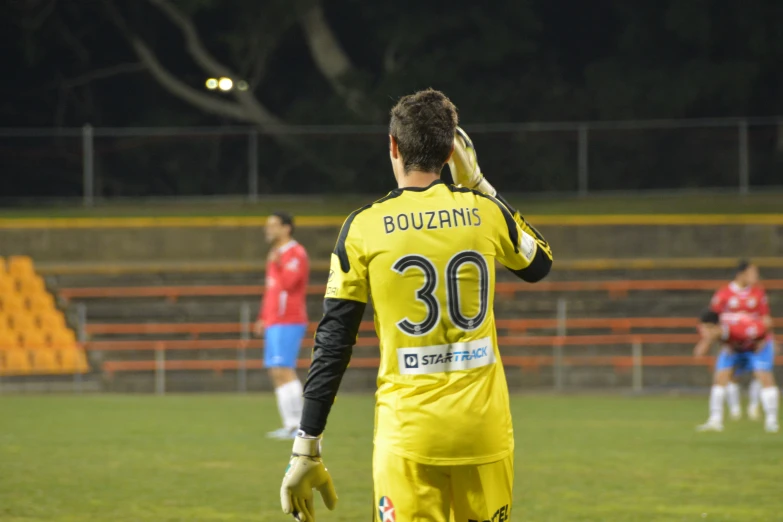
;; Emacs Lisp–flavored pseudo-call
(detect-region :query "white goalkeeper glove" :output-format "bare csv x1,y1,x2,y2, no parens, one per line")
280,434,337,522
447,126,497,196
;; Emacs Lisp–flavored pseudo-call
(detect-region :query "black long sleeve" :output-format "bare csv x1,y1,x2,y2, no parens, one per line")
299,297,366,436
495,192,553,283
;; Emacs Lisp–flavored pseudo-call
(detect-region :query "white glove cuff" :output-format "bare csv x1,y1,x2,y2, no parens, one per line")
292,435,322,457
475,177,497,197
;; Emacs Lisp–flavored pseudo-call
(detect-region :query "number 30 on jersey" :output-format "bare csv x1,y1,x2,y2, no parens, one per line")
392,251,489,336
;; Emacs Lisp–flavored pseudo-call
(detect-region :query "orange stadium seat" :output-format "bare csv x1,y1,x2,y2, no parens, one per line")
1,349,31,375
0,257,6,273
59,348,88,373
30,349,59,374
7,256,34,278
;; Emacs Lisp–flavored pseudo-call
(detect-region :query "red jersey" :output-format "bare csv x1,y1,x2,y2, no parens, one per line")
720,315,768,353
710,282,769,320
259,240,309,326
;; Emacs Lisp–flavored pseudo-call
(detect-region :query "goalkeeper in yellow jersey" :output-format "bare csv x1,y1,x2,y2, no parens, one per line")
281,88,553,522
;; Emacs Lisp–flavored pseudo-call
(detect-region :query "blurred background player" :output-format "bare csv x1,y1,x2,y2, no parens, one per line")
695,309,778,433
280,89,553,522
709,260,774,420
254,212,310,440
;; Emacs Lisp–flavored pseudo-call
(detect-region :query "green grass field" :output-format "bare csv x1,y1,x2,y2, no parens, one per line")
1,395,782,522
1,192,782,218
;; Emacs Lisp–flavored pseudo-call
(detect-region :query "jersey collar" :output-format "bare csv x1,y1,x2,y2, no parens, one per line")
278,240,298,254
393,179,444,193
729,281,749,293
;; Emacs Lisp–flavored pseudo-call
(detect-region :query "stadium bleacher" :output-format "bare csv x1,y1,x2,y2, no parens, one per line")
34,257,783,391
0,256,89,376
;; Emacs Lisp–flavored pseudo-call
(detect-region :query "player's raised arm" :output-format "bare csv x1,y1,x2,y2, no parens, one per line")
448,126,553,282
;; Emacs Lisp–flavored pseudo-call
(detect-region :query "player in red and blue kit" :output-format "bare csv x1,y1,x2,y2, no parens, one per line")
253,212,310,440
709,260,775,425
695,306,778,433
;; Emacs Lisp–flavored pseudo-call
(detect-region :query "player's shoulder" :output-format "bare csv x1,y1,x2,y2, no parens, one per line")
340,190,404,231
716,284,732,296
332,191,403,271
292,242,308,258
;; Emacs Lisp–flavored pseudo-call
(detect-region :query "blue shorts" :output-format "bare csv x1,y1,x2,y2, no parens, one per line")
716,339,775,374
264,324,307,369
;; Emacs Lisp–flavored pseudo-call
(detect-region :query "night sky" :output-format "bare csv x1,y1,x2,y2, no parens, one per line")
3,0,782,196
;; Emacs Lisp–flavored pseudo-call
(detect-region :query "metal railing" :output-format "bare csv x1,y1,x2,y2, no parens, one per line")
1,117,781,204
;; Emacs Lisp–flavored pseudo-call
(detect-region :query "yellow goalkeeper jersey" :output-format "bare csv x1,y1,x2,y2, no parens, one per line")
326,180,550,465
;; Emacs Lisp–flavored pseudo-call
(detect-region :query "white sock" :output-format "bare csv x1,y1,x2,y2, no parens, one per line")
726,382,740,413
760,386,779,424
277,379,304,430
709,385,726,424
749,379,762,409
274,386,289,429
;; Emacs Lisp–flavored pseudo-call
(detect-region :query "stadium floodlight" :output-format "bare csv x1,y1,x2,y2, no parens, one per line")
205,78,218,90
218,77,234,91
237,81,249,91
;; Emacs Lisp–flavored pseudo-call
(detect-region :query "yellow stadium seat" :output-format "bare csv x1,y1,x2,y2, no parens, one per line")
1,296,27,316
36,310,67,330
50,329,77,348
1,349,31,375
59,348,88,373
0,257,6,274
0,277,14,293
17,276,46,295
7,256,34,278
30,349,59,374
21,330,48,349
26,292,55,313
0,330,19,349
8,313,36,333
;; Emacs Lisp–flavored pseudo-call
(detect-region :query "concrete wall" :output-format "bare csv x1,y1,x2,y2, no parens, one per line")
1,221,782,262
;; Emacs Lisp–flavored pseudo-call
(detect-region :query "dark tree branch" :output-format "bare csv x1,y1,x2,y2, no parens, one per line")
297,0,380,120
61,62,146,89
145,0,234,78
129,36,255,122
144,0,282,125
103,0,345,179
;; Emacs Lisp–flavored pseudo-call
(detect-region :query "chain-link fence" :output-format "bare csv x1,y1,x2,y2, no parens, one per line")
2,118,781,204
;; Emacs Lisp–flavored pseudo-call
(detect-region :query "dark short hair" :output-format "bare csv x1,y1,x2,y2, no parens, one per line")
736,259,752,274
700,308,719,324
270,211,294,235
389,88,458,174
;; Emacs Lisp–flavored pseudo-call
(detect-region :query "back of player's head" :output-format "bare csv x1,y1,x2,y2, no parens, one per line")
271,211,295,235
699,308,719,324
389,88,458,174
736,259,751,275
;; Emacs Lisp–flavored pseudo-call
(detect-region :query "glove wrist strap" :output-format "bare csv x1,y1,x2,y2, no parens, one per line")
292,434,322,457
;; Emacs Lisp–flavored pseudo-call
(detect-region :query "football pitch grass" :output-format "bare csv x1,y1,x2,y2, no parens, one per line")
1,395,782,522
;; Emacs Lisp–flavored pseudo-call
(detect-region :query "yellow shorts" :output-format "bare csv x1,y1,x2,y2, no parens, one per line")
372,449,513,522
